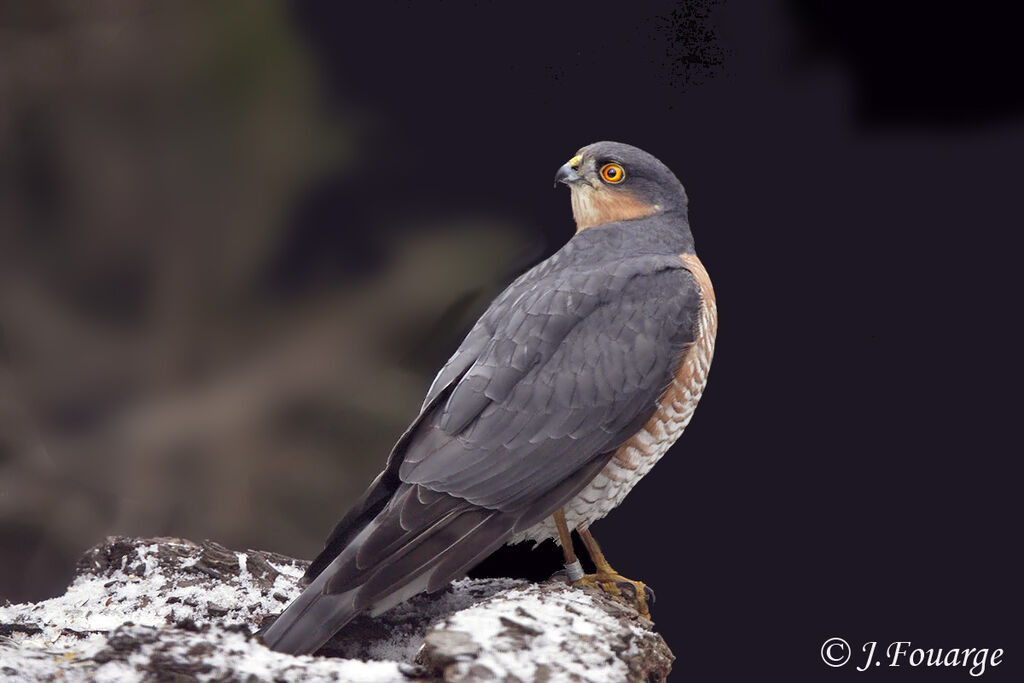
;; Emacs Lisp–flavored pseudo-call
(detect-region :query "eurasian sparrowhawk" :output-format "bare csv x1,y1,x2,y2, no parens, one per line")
262,141,717,655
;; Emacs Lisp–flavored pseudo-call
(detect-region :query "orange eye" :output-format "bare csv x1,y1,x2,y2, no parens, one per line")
600,163,625,184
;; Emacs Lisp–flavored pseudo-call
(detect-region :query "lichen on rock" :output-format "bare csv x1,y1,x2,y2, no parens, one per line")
0,537,673,681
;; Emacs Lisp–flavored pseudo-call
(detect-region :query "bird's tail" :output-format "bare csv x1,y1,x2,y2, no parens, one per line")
258,561,361,655
260,484,517,655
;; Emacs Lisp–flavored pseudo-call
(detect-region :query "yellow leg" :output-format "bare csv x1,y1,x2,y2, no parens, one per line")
578,527,615,574
574,527,652,619
552,509,585,581
553,509,577,564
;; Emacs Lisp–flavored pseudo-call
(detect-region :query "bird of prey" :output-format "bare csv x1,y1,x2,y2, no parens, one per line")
262,141,717,655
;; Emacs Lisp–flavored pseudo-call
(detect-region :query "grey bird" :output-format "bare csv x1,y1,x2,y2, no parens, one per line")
261,141,717,655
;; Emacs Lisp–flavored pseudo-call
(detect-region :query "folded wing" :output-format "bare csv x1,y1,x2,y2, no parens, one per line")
262,254,701,655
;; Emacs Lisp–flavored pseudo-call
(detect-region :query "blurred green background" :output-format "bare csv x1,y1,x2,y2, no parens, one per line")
0,1,535,601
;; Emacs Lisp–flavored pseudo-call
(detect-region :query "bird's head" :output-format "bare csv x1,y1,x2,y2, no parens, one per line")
555,141,688,232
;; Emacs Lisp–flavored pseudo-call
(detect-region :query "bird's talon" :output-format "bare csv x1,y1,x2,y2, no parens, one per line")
572,572,652,619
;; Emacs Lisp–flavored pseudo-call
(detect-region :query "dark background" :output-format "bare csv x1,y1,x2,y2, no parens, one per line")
1,1,1021,679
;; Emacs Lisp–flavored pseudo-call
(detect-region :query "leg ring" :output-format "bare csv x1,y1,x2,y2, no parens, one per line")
564,559,585,582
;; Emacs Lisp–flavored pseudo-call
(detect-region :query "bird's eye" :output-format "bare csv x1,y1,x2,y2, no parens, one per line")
600,163,625,184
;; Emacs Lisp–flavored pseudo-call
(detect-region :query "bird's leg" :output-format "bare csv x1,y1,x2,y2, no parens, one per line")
574,526,652,619
553,508,584,582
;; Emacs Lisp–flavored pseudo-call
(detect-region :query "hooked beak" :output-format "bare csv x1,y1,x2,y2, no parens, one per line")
554,155,583,187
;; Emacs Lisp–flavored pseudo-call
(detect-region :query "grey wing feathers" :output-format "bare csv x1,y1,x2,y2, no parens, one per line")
261,254,701,655
400,256,700,509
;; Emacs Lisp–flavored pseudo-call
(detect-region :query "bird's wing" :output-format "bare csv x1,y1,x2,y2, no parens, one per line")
262,254,703,655
301,255,588,581
399,254,701,510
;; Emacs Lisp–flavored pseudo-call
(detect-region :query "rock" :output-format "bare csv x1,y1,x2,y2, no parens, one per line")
0,536,674,681
417,582,673,682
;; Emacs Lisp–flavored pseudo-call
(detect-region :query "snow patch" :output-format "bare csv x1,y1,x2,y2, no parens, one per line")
0,537,672,681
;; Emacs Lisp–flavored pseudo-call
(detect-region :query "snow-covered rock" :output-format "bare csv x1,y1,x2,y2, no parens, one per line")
0,537,673,681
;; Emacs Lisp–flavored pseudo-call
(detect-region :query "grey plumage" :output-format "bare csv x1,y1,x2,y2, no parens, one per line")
261,143,704,655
